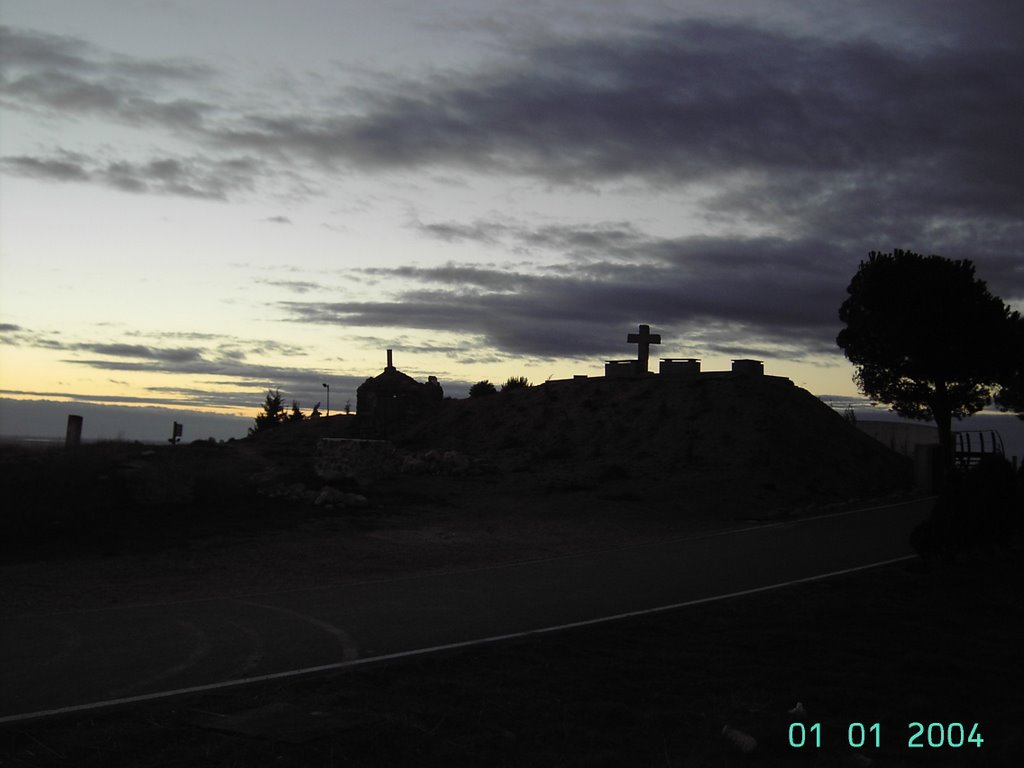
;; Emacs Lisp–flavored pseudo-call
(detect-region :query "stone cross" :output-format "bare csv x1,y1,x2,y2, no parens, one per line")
627,324,661,373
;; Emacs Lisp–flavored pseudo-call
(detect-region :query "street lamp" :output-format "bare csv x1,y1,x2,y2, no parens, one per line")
322,382,330,416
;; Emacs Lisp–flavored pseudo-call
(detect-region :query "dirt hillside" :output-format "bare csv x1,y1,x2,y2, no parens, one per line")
1,374,916,608
356,373,912,511
2,374,912,561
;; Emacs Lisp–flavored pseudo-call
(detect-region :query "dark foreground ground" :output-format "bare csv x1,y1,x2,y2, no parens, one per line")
2,550,1021,768
1,434,1019,766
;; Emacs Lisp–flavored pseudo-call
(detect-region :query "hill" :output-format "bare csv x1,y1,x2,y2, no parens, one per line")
370,374,912,510
1,374,913,561
256,372,912,516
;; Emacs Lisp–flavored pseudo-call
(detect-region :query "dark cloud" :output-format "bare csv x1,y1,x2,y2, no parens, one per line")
415,220,504,244
412,218,650,261
0,325,64,349
6,10,1023,263
281,231,847,361
0,324,414,411
61,355,349,396
1,152,259,199
0,25,95,71
4,326,333,388
263,215,293,224
218,14,1020,299
0,26,214,125
4,8,1021,357
74,343,205,363
200,19,1022,198
0,154,91,182
0,26,253,199
0,388,249,411
317,215,1018,362
0,26,213,79
358,263,542,293
256,278,321,294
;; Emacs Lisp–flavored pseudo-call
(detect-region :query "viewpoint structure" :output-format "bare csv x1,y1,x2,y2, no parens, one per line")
605,324,661,377
602,324,770,380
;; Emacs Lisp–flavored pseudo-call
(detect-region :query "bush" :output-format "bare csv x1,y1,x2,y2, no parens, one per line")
469,380,497,398
501,376,531,392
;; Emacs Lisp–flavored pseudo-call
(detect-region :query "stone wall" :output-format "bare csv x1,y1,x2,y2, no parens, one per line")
315,438,396,485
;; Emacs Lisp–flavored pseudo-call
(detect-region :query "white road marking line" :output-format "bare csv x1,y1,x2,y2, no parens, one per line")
0,554,916,726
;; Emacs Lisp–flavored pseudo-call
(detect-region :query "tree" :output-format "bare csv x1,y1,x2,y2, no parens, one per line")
994,315,1024,418
249,389,286,435
469,380,497,398
836,249,1019,462
500,376,531,392
288,400,305,422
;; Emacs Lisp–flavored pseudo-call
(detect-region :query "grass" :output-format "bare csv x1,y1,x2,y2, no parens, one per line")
2,552,1020,767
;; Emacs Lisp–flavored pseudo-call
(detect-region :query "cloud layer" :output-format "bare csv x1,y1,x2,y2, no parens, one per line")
3,6,1022,371
6,15,1022,231
0,325,376,410
283,228,846,361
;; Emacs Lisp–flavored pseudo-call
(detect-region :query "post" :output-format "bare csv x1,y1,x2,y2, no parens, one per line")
65,414,83,450
322,382,330,417
387,349,394,369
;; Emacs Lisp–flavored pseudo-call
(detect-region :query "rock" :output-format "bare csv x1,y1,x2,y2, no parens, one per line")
442,450,470,473
341,492,369,508
400,456,428,475
282,482,307,499
398,450,477,476
315,487,346,506
468,458,500,476
315,438,395,486
248,468,283,487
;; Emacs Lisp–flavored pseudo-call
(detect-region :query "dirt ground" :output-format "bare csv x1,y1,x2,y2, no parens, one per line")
0,406,918,619
2,461,916,618
0,420,1017,767
3,550,1021,767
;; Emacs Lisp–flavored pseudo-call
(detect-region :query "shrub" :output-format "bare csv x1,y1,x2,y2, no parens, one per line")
469,380,497,398
501,376,531,392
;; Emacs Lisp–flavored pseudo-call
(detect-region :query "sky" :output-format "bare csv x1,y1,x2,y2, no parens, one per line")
2,0,1023,439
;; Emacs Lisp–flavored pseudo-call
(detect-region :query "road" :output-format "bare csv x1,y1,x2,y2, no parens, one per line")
0,498,931,722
